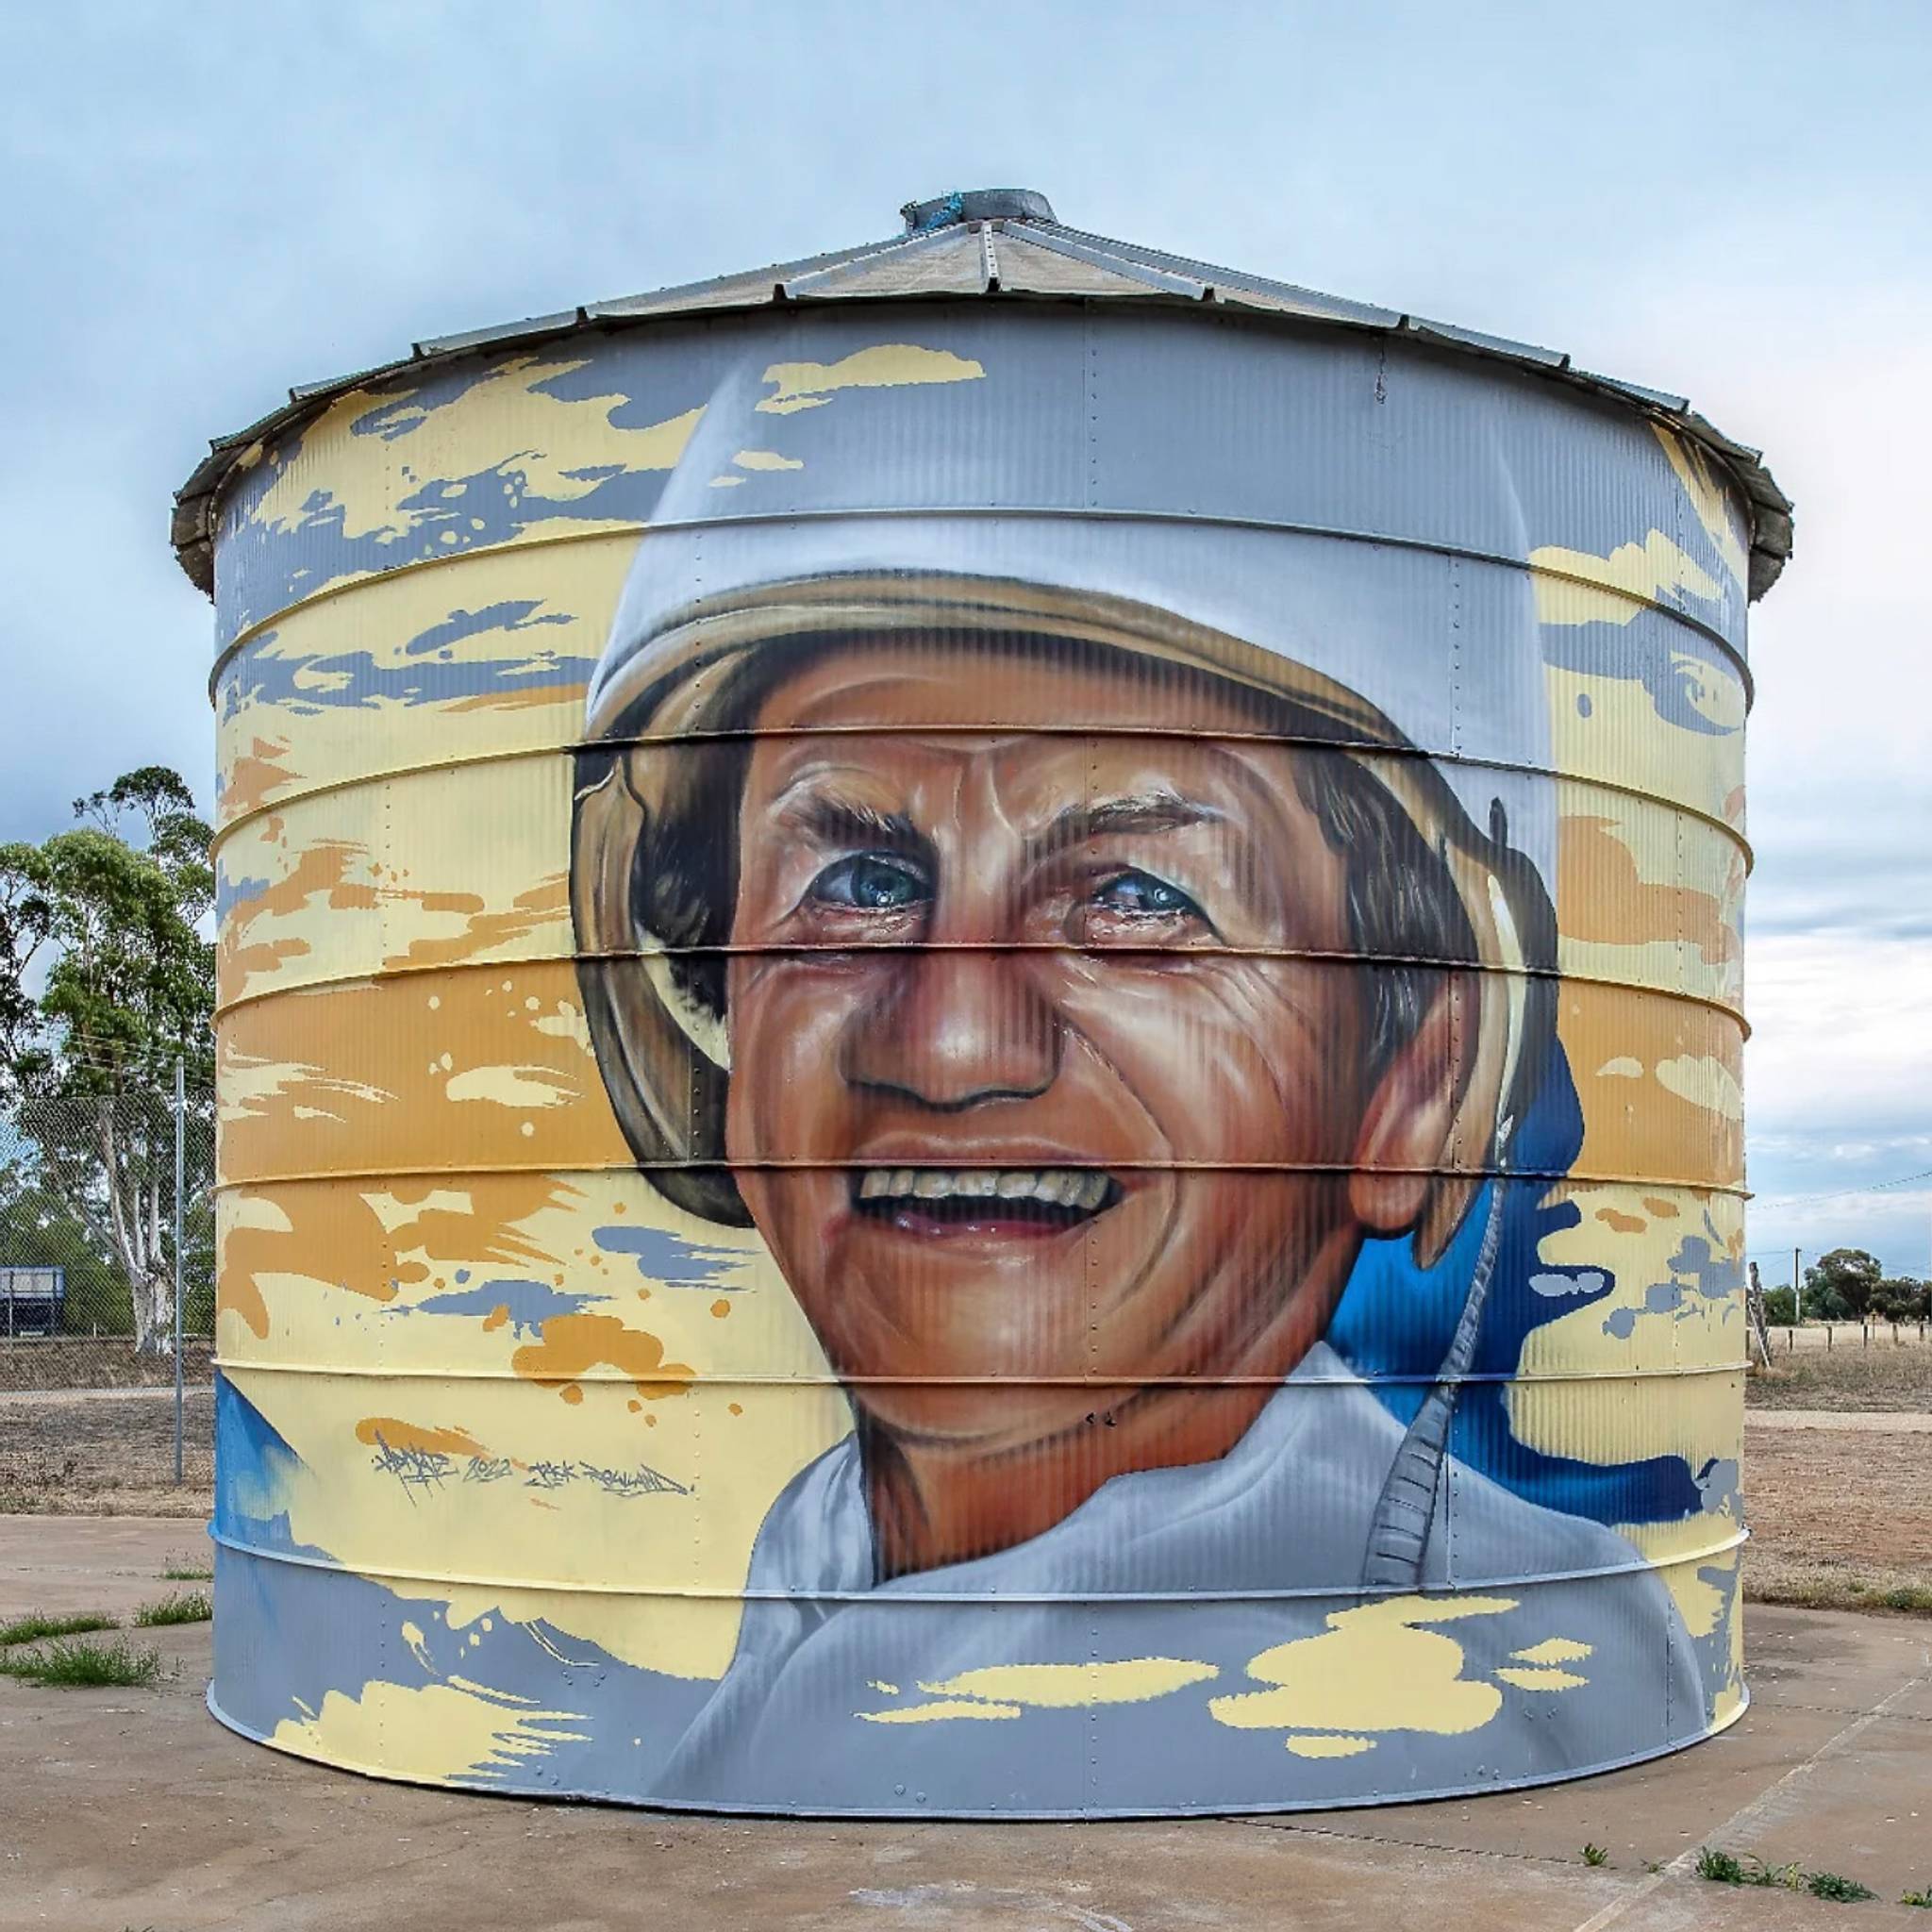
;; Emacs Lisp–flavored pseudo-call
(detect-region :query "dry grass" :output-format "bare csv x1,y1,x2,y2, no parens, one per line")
0,1387,213,1516
1747,1341,1932,1412
0,1339,215,1394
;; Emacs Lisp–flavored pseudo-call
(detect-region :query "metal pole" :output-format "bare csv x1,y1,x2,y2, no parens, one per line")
173,1057,185,1487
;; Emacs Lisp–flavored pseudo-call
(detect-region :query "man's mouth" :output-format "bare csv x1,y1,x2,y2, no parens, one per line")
851,1166,1119,1236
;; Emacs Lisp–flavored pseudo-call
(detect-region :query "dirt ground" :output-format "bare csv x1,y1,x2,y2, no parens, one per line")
1745,1424,1932,1609
0,1384,212,1516
6,1518,1932,1931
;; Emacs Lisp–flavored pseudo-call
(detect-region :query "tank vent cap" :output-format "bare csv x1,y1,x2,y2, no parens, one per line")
901,188,1057,233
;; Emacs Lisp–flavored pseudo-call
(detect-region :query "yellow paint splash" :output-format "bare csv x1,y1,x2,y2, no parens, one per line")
856,1657,1219,1725
1494,1667,1589,1691
1512,1638,1592,1665
1656,1054,1744,1122
1530,530,1722,626
757,344,985,414
1208,1596,1516,1740
250,360,700,544
443,1064,575,1108
272,1677,587,1783
859,1698,1023,1724
926,1658,1219,1709
1285,1734,1374,1758
1653,425,1749,589
732,448,804,471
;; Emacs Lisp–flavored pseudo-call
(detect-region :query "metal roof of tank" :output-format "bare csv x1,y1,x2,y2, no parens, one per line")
170,187,1792,600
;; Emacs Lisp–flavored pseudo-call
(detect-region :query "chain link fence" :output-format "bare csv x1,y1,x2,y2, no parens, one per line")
0,1076,215,1511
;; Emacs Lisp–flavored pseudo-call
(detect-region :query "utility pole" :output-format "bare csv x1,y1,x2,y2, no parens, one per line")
1792,1247,1803,1327
173,1057,185,1488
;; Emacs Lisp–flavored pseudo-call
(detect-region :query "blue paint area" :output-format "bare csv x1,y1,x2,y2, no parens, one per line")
1329,1042,1706,1527
214,867,272,921
401,599,573,657
210,340,741,645
213,1373,330,1561
1539,608,1743,739
391,1278,599,1339
219,599,595,722
592,1224,749,1290
349,363,510,441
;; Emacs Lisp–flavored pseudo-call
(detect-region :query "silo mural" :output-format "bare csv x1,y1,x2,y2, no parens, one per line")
181,190,1789,1815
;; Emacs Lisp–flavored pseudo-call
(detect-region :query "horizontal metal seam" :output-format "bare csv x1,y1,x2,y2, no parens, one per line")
212,939,1754,1028
213,1359,1752,1387
206,523,642,700
206,502,1754,699
209,1159,1751,1194
209,714,1756,868
207,1523,1750,1602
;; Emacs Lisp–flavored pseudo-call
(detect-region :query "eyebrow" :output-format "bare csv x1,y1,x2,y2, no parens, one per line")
779,793,930,858
1028,791,1224,859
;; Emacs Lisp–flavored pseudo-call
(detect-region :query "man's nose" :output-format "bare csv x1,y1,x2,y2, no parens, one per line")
844,946,1060,1110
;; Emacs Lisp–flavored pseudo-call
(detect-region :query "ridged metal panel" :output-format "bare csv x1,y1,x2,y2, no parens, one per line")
171,192,1790,603
199,208,1767,1817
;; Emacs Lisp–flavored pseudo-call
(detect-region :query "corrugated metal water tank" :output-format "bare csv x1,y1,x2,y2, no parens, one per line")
184,188,1789,1816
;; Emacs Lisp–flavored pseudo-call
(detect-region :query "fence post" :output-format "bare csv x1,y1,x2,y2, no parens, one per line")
173,1058,185,1488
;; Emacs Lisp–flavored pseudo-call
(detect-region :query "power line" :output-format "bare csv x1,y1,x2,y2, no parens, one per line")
1752,1167,1932,1209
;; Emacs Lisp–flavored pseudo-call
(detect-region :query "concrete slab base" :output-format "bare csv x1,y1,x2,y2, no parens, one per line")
2,1516,1928,1929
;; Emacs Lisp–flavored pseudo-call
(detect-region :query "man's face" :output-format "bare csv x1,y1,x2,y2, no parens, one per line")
724,641,1376,1454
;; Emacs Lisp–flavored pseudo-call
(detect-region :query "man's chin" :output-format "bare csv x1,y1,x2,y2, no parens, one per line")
849,1383,1111,1457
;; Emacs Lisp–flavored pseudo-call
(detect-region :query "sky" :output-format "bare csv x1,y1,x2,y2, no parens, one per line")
2,0,1926,1273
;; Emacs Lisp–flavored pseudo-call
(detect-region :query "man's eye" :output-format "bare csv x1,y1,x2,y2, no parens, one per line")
808,854,931,912
1091,869,1206,921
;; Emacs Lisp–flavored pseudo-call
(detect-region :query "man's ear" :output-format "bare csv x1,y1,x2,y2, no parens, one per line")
1347,978,1472,1237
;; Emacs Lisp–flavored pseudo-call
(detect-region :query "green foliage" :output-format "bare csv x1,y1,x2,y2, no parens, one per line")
159,1560,212,1582
1807,1872,1876,1902
1,767,214,1350
1874,1276,1931,1322
1579,1843,1608,1867
133,1591,210,1626
0,1609,117,1645
1805,1249,1884,1322
1902,1884,1932,1907
0,1634,162,1687
1696,1846,1879,1900
1763,1285,1797,1325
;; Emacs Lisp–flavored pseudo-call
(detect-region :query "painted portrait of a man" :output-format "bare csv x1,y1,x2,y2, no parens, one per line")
564,325,1713,1810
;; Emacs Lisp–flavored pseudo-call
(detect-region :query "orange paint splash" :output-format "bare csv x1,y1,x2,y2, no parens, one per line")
510,1313,693,1404
220,1173,582,1340
1596,1208,1648,1234
355,1417,486,1458
385,873,569,972
1559,816,1737,964
223,737,301,824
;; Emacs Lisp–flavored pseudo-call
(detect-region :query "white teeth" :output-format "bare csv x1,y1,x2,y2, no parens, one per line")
855,1167,1113,1209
